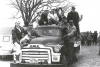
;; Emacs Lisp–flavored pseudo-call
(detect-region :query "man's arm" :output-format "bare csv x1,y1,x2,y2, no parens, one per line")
67,26,76,36
21,27,28,37
67,13,70,23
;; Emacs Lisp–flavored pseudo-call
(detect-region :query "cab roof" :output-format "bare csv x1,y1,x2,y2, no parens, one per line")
35,25,62,29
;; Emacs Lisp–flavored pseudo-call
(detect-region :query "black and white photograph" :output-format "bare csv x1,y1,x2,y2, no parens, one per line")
0,0,100,67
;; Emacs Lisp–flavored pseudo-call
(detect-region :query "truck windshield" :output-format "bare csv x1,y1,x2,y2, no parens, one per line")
35,27,61,36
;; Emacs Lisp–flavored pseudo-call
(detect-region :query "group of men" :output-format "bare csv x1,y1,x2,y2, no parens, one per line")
11,6,81,64
33,7,64,27
12,22,41,62
81,31,98,46
60,6,81,65
34,6,81,32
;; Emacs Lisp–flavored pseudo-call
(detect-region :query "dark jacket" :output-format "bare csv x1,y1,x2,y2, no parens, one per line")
62,26,68,40
93,33,98,41
41,13,48,24
12,26,27,44
67,11,79,24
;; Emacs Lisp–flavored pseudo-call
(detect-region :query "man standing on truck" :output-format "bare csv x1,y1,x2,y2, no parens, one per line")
67,6,80,36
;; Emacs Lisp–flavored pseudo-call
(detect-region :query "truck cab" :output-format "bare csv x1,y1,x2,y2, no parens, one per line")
21,25,63,64
21,25,81,64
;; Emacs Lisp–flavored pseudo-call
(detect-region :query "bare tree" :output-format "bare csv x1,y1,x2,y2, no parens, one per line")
10,0,74,26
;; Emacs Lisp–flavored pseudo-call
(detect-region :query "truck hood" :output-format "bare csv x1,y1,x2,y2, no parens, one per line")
29,36,62,45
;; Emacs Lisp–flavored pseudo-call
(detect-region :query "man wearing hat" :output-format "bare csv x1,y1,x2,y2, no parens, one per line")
67,6,80,36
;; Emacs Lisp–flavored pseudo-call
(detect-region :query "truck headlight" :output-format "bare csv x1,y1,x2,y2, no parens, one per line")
54,46,60,52
54,45,62,52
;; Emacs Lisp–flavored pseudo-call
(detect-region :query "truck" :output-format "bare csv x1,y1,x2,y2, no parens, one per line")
10,25,81,67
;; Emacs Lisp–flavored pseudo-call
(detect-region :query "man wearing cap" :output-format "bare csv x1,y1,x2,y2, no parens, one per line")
67,6,80,36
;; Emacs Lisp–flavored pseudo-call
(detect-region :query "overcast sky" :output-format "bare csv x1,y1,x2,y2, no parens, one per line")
0,0,100,32
71,0,100,32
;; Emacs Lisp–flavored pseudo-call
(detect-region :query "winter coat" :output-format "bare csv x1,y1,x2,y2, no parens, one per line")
67,11,79,24
12,26,27,44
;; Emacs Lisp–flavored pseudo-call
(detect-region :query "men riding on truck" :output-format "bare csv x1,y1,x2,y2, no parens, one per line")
11,6,81,66
12,22,41,63
20,23,42,47
62,20,77,65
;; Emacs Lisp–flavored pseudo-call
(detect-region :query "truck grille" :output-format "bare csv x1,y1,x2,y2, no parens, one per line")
21,48,51,63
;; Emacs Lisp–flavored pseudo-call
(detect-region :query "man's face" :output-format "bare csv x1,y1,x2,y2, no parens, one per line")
58,9,62,15
71,8,75,12
70,22,73,26
15,22,20,28
67,23,70,26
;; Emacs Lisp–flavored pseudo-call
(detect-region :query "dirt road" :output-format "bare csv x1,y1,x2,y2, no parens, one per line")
70,45,100,67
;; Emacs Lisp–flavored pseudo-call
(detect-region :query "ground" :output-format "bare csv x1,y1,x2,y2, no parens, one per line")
70,45,100,67
0,45,100,67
